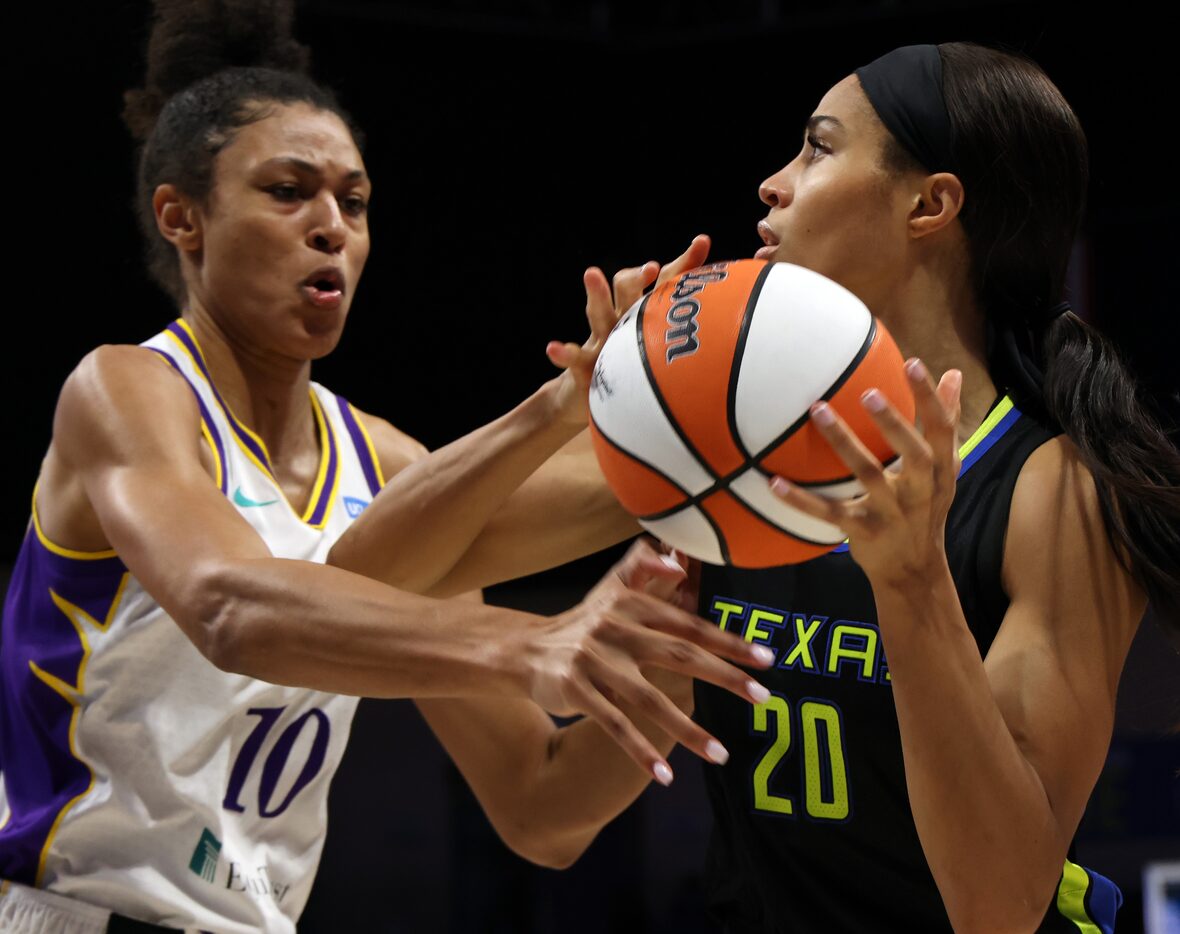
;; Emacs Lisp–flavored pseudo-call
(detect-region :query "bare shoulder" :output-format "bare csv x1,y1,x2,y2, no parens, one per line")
350,405,429,482
1000,434,1146,688
39,344,204,551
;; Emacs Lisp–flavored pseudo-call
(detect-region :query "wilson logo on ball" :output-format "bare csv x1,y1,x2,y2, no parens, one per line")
589,258,914,568
664,267,729,363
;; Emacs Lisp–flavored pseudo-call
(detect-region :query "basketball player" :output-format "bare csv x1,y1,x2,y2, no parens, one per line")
339,43,1179,932
0,4,775,931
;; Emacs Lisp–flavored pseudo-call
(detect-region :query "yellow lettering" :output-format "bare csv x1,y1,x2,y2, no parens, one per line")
744,608,784,644
781,615,824,671
711,600,746,632
826,624,878,680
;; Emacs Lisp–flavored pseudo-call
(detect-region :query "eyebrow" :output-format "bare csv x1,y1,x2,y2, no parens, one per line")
263,156,367,182
805,115,845,134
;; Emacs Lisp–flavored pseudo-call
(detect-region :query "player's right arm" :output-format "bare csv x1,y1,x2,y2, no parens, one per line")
329,236,712,596
38,342,766,778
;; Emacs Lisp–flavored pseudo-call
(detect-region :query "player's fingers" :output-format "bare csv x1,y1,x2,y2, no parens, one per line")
613,261,658,315
545,340,584,370
768,475,854,526
614,538,687,593
907,359,960,483
567,673,675,785
655,234,712,288
583,266,618,342
860,388,932,476
585,652,730,766
808,401,893,501
615,590,774,671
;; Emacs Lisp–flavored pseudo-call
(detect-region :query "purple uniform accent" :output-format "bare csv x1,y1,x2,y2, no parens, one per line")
832,405,1024,554
166,322,273,478
305,407,338,527
335,396,382,497
0,530,127,884
147,347,229,495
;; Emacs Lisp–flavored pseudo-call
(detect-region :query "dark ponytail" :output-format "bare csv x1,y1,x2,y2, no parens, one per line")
938,42,1180,624
124,0,362,305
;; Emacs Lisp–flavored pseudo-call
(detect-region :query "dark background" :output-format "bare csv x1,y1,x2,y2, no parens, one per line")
6,1,1177,931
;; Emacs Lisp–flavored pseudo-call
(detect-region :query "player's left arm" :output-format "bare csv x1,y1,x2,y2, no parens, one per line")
345,411,702,868
772,367,1145,933
875,444,1142,932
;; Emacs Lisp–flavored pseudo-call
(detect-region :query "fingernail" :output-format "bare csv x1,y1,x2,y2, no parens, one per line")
948,369,963,392
770,476,791,496
705,740,730,765
660,554,684,573
750,646,775,666
811,402,836,426
653,761,674,786
747,679,771,703
905,358,928,380
862,389,886,413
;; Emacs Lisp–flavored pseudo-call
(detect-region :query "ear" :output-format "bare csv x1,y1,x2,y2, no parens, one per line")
908,172,965,240
152,184,203,254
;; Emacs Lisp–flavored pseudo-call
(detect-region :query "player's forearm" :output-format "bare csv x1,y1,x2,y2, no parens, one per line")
189,556,536,699
328,379,581,592
874,565,1066,932
479,676,692,868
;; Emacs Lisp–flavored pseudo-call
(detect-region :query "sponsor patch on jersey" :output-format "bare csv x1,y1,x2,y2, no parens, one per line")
344,496,370,518
188,827,222,883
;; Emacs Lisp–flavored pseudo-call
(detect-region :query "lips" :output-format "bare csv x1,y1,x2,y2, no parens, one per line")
302,267,346,310
755,219,780,260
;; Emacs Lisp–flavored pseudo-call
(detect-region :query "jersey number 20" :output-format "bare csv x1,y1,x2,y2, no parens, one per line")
751,694,849,821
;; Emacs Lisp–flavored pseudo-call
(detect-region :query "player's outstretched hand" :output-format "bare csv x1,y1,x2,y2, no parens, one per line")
524,537,769,785
547,235,712,425
768,358,963,588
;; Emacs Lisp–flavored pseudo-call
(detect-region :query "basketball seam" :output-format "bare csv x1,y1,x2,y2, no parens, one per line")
637,319,881,516
590,412,730,564
636,285,721,483
725,260,774,461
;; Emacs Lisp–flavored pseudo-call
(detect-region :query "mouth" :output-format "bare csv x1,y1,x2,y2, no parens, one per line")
301,267,346,309
754,220,780,261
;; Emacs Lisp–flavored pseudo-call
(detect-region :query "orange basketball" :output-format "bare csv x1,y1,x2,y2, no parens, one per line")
587,259,914,567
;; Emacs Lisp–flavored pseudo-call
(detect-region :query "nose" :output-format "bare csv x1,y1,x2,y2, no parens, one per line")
759,166,793,208
307,193,347,254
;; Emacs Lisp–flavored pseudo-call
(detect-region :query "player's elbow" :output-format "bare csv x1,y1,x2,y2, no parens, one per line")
497,822,595,870
943,877,1059,934
186,562,261,673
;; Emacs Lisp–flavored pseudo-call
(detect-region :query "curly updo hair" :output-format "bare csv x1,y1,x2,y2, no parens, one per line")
123,0,363,305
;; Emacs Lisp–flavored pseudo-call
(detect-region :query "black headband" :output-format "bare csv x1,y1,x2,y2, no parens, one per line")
855,44,955,175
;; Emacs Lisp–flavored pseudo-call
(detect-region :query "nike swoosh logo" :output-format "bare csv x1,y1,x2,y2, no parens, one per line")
233,486,279,508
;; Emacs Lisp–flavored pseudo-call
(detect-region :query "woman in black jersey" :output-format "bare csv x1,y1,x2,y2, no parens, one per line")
337,42,1179,932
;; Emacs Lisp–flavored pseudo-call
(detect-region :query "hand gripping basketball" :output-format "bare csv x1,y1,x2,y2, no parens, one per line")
769,358,963,588
525,537,771,785
546,235,712,426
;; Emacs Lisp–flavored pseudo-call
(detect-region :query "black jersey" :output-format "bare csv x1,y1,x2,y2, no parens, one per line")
694,397,1123,933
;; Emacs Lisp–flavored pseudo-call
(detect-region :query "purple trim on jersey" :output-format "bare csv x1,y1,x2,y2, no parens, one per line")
0,530,127,884
148,347,229,495
306,404,339,527
166,321,273,479
831,405,1024,554
958,404,1022,475
335,395,382,497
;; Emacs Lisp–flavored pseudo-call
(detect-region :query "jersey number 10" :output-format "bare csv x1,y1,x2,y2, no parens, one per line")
223,706,331,819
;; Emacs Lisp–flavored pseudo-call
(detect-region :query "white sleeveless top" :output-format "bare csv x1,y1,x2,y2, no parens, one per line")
0,319,387,932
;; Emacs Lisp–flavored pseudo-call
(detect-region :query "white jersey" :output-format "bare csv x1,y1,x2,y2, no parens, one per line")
1,319,387,932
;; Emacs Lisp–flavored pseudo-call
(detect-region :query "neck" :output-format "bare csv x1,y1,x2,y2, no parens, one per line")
181,303,316,465
872,254,997,444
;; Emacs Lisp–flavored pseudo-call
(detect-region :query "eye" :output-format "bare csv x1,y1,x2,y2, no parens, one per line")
341,194,368,217
806,134,829,160
267,183,301,202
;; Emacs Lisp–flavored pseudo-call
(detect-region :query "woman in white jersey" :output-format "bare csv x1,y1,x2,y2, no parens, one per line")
0,4,774,932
